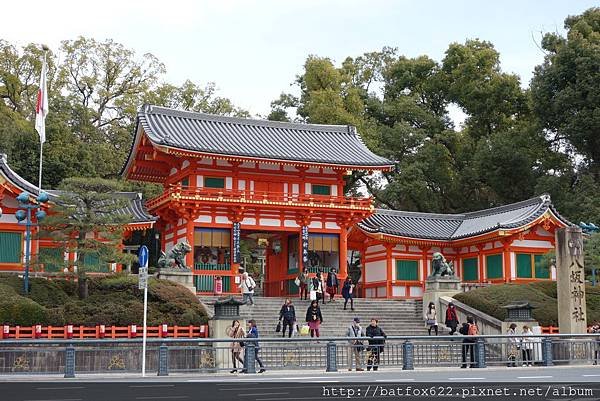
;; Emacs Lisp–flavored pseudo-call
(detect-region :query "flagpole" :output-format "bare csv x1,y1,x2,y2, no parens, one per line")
38,46,48,192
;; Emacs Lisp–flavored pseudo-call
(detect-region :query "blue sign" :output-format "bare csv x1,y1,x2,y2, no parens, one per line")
139,245,149,268
232,223,241,264
301,226,309,268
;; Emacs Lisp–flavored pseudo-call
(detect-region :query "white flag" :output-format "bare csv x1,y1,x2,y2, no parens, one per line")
35,58,48,143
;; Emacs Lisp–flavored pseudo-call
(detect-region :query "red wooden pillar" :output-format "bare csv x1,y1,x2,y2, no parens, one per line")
477,245,485,283
338,224,348,280
185,218,194,268
385,243,393,298
502,240,511,283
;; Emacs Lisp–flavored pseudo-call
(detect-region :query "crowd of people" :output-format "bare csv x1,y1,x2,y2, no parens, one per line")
232,272,600,372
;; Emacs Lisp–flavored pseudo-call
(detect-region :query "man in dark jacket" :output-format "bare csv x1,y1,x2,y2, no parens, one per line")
365,318,386,371
278,298,296,338
460,316,477,368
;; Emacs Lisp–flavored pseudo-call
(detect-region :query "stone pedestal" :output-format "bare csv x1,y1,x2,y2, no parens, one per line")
209,318,246,370
423,276,462,317
157,268,196,294
556,227,587,334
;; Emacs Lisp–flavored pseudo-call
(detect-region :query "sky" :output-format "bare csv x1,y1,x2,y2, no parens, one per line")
1,0,598,119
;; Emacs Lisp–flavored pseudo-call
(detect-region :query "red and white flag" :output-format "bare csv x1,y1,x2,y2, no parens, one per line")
35,58,48,144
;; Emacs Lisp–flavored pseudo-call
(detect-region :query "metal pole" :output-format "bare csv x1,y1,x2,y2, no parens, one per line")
142,284,148,376
24,207,32,294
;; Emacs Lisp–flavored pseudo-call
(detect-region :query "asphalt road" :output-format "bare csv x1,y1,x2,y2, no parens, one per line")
2,366,599,401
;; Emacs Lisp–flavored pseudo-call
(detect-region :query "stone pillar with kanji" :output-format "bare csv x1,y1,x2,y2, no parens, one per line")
555,227,587,334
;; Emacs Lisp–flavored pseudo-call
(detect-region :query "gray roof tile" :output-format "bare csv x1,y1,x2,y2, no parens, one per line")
359,195,572,241
130,105,393,168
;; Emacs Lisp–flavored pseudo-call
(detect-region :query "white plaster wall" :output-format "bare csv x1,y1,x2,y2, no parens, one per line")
284,220,299,228
283,183,288,196
196,176,203,187
283,165,298,172
536,226,553,237
242,217,256,225
181,160,190,169
258,163,280,170
0,213,18,223
292,184,299,194
365,260,387,282
305,183,311,194
165,233,174,241
494,241,503,248
483,242,493,250
307,168,320,174
469,246,478,252
443,247,456,254
165,242,174,253
510,252,516,279
367,244,386,254
409,246,420,253
324,222,340,229
238,180,246,190
259,218,280,227
170,168,177,175
177,228,187,236
194,215,211,223
410,286,423,297
394,245,406,252
309,221,323,229
215,216,231,224
392,286,406,297
366,288,375,298
225,177,233,190
460,247,469,253
331,185,338,196
376,287,387,297
511,240,553,248
216,159,231,167
199,158,213,165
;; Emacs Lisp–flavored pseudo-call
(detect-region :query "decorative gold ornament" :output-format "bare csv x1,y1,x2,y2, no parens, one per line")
108,355,126,370
200,349,215,368
13,356,30,372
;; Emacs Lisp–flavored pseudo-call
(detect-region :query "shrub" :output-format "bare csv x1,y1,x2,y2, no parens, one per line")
0,284,47,325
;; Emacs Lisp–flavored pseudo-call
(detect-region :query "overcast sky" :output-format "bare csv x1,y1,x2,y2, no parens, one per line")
2,0,598,118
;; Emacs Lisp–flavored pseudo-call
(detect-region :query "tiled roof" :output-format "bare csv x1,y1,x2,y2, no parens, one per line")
127,104,394,168
358,195,572,241
0,154,155,225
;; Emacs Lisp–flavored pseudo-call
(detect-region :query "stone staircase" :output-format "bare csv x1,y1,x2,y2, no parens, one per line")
200,295,433,337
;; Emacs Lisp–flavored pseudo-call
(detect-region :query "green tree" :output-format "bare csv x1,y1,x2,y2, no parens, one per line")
38,177,134,299
531,8,600,173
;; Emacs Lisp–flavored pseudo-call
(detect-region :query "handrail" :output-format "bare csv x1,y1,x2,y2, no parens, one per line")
146,185,373,210
1,333,599,346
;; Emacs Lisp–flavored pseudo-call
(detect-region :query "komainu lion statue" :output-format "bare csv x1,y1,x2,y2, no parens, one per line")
430,252,454,277
158,241,192,270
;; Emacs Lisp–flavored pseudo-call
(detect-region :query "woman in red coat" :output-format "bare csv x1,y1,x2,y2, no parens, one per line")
445,302,459,335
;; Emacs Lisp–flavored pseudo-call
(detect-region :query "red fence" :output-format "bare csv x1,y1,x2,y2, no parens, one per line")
541,326,559,334
1,324,209,339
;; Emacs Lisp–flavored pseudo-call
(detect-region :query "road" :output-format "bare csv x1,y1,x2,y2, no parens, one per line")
1,366,599,401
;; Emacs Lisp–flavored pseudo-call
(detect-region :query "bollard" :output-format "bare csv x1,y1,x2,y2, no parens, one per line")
34,324,42,339
130,324,137,338
66,324,73,339
541,337,553,366
326,341,337,372
475,338,486,368
99,325,105,339
243,343,257,374
64,344,75,378
402,340,414,370
160,323,168,338
157,343,169,376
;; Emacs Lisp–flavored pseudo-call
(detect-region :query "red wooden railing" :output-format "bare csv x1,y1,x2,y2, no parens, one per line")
0,324,209,340
146,185,373,211
540,326,559,334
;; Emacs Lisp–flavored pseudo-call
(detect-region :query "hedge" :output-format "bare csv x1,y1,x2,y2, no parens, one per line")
454,282,600,326
0,274,208,326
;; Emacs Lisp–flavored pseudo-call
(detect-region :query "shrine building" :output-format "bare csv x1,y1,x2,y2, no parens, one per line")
0,104,573,299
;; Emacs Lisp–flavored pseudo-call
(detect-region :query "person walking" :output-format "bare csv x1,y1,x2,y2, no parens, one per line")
238,272,256,306
460,316,478,368
225,320,245,373
305,299,323,338
521,325,534,366
346,317,364,371
298,268,310,301
366,318,387,371
240,319,265,373
278,298,296,338
326,268,339,302
425,302,439,336
342,277,355,311
445,302,459,335
506,323,519,367
312,273,324,304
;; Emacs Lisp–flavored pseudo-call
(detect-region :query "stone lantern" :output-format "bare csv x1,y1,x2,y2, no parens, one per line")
503,301,536,322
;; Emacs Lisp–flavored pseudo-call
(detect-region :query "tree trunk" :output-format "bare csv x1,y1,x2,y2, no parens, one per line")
77,272,89,300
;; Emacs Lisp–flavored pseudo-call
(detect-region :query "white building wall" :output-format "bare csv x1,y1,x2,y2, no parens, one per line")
365,260,387,282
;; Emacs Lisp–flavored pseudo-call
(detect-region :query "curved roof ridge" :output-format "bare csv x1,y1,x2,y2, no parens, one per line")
373,208,465,220
142,104,352,133
462,195,546,219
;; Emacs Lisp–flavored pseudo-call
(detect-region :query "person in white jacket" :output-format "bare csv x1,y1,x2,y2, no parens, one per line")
239,272,256,305
521,325,534,366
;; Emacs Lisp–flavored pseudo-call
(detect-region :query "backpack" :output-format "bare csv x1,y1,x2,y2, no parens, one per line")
459,323,469,335
468,323,479,336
